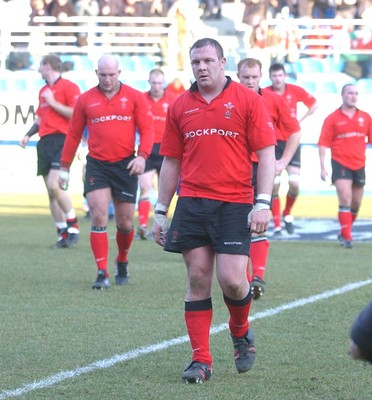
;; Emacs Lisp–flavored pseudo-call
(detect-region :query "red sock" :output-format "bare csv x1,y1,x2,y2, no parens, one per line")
338,208,352,240
224,292,252,338
116,227,135,263
138,198,151,227
271,196,281,229
250,238,270,281
283,193,297,216
185,298,213,365
90,228,108,274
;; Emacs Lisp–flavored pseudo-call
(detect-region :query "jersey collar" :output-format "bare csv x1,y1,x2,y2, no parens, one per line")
190,76,232,92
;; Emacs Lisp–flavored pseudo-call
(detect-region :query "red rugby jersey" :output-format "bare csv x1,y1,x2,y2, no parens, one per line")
261,88,300,141
250,88,300,162
36,78,80,137
160,78,276,203
61,83,154,167
144,90,177,144
266,83,316,116
318,107,372,170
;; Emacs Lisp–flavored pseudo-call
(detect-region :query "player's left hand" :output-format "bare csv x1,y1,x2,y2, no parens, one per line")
59,168,70,191
248,206,270,234
275,160,287,175
127,156,145,176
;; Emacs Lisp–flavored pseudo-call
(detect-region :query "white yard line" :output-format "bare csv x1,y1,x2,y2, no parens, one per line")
1,279,371,399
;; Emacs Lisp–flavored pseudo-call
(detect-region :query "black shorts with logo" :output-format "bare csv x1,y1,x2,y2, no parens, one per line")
276,140,301,168
144,143,163,173
84,155,138,203
37,133,66,176
331,159,365,187
164,197,252,255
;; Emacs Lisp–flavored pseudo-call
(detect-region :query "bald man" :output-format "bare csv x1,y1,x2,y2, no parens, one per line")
59,55,155,289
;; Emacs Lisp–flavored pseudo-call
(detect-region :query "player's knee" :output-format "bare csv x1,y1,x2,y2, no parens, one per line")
288,173,300,191
117,223,134,234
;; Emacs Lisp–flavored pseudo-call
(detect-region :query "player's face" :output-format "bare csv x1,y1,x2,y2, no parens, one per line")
237,64,262,93
269,69,286,90
190,45,226,90
342,85,358,107
38,60,50,79
149,74,165,98
96,66,121,94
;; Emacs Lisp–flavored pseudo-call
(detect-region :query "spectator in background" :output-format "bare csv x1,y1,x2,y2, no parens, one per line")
137,69,177,239
29,0,49,24
202,0,222,19
50,0,77,21
49,0,77,45
75,0,100,16
74,0,100,46
168,0,199,71
311,0,336,18
149,0,171,16
99,0,124,16
318,83,372,249
123,0,148,16
335,0,358,18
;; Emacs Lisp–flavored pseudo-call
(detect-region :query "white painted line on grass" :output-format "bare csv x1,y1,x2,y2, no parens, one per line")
1,279,371,399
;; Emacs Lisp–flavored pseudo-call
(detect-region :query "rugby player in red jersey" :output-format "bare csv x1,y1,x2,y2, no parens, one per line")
20,54,80,249
318,83,372,249
267,63,318,235
59,54,154,289
237,57,301,300
152,38,276,383
136,68,177,240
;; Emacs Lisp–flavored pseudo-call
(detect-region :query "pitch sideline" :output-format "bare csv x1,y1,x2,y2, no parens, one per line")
1,279,371,399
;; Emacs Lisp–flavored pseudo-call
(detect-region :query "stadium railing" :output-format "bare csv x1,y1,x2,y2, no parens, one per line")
265,17,372,61
0,15,179,72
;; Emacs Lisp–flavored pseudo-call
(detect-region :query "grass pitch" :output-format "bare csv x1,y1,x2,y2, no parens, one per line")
0,194,371,400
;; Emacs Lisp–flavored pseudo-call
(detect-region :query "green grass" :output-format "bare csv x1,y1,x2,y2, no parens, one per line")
0,198,371,400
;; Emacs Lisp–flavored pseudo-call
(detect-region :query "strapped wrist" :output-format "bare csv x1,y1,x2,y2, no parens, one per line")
256,193,271,202
155,202,168,213
253,203,270,211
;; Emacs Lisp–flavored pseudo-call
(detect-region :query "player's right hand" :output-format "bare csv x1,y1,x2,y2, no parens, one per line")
59,168,70,191
19,135,29,148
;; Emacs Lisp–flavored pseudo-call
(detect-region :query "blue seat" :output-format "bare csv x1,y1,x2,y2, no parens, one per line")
60,55,94,71
0,78,7,91
126,79,149,92
299,81,316,93
75,79,88,92
320,58,344,73
315,81,338,93
131,56,157,72
13,79,27,91
356,78,372,94
120,55,136,72
296,58,324,73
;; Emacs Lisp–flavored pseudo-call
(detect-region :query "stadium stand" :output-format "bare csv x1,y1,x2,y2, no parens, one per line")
356,78,372,93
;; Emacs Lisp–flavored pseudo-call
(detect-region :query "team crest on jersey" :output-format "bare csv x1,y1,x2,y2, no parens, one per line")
358,117,365,127
224,102,235,119
120,97,128,109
